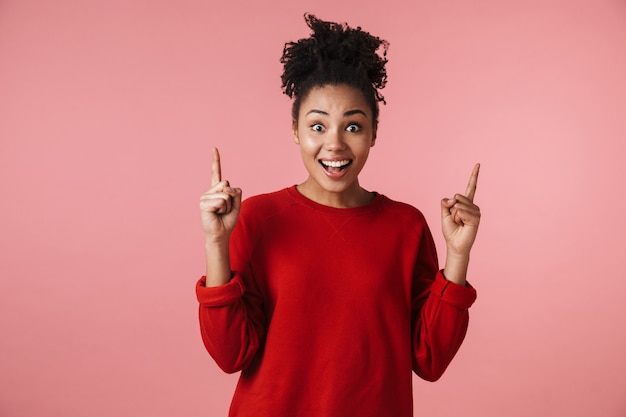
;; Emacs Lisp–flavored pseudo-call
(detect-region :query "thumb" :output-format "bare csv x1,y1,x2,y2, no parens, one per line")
441,197,455,218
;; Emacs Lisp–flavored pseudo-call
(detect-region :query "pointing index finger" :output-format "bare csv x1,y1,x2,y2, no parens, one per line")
211,147,222,186
465,163,480,202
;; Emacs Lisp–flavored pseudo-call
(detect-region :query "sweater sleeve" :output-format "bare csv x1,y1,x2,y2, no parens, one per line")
196,212,267,374
411,224,477,382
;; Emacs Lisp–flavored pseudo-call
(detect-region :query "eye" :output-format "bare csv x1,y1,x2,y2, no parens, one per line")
311,123,324,132
346,123,361,133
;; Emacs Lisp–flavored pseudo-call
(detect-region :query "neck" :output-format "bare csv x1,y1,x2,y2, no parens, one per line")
296,180,374,208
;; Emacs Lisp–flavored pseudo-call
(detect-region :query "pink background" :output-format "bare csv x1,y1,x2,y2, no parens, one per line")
1,0,625,416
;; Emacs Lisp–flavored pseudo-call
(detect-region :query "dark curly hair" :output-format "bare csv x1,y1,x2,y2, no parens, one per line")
281,14,389,129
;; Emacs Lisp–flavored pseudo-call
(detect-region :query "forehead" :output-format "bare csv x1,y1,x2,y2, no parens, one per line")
299,84,371,117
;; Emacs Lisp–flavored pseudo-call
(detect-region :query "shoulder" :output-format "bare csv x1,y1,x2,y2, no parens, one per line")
242,187,293,209
239,187,297,222
379,194,426,221
377,194,430,234
230,188,297,247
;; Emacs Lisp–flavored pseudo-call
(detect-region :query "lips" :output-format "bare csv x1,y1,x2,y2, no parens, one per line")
319,159,352,173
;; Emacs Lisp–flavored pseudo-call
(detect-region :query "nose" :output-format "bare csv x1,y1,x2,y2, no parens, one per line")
324,128,346,151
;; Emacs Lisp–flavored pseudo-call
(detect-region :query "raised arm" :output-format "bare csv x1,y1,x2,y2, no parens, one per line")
199,148,242,287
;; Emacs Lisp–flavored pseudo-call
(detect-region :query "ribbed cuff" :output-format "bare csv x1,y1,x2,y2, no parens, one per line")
430,270,477,309
196,276,245,307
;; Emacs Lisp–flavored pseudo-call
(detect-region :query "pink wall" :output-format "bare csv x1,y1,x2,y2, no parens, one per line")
1,0,625,416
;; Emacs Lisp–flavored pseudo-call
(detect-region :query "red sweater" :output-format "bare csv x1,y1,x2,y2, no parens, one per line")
196,186,477,417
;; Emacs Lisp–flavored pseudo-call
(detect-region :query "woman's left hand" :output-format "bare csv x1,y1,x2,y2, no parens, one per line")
441,164,481,256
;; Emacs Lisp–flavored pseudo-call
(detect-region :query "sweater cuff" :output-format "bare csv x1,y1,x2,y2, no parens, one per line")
430,270,477,309
196,276,245,306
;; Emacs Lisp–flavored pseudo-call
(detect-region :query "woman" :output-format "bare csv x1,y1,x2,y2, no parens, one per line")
197,14,480,417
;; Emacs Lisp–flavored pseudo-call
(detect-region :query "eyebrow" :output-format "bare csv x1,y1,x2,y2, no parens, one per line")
305,109,368,118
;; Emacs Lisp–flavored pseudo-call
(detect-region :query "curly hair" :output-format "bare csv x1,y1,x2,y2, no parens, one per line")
281,14,389,129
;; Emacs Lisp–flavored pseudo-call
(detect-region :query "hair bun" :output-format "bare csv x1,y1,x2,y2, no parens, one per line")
281,14,388,102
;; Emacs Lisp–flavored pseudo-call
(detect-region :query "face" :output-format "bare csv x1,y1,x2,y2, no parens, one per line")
293,84,377,208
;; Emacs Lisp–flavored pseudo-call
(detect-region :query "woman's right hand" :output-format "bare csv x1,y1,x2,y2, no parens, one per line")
199,148,242,244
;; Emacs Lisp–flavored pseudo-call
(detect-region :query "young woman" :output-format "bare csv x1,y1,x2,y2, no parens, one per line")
197,14,481,417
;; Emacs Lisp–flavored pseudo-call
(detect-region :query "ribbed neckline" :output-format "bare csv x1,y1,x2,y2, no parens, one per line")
285,185,385,215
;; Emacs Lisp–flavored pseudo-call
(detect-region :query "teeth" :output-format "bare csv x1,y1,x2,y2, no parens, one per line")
321,160,350,168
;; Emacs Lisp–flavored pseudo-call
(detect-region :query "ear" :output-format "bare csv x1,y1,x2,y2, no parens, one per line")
370,128,377,148
292,119,300,144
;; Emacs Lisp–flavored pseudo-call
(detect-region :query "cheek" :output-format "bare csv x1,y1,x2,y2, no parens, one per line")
297,134,320,154
357,147,371,164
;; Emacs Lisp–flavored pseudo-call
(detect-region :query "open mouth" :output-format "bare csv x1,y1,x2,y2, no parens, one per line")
319,159,352,173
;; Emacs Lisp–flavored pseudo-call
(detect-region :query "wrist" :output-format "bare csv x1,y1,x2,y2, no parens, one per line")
205,233,230,248
445,248,470,263
204,240,231,287
443,250,470,286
